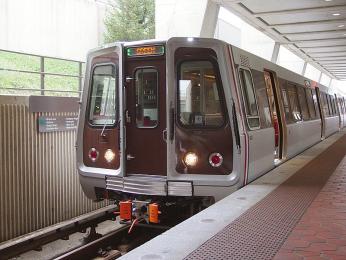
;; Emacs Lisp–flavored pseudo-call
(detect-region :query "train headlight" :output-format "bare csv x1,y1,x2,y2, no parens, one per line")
209,153,223,167
88,148,99,162
184,152,198,167
104,149,115,163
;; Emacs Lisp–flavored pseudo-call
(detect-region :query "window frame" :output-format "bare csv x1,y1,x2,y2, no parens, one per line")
297,85,310,121
87,62,118,128
327,94,334,116
286,83,302,123
305,88,317,120
134,66,159,129
238,67,261,130
281,83,294,124
321,92,330,117
176,58,227,129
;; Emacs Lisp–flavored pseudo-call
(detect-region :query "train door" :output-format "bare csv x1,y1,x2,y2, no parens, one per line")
336,94,342,129
315,87,325,139
124,50,167,176
264,70,285,161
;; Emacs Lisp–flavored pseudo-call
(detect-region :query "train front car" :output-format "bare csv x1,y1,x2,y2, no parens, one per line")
76,38,244,224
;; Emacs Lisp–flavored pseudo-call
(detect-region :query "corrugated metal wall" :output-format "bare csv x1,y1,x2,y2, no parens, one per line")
0,96,107,242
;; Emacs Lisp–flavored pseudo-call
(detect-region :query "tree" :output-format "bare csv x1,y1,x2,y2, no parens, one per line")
104,0,155,43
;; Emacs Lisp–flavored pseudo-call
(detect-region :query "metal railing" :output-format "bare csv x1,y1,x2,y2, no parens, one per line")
0,49,85,96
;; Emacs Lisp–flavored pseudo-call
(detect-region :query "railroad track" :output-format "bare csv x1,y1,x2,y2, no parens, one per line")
0,200,198,259
0,206,118,260
0,205,172,260
55,224,167,260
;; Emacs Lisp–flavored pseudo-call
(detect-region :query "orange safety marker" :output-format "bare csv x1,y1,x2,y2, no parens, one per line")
149,203,160,223
119,200,132,220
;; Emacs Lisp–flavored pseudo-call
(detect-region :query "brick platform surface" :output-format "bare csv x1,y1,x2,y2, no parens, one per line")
274,157,346,260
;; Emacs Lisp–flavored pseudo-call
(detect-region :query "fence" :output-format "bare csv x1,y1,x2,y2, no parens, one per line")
0,49,85,97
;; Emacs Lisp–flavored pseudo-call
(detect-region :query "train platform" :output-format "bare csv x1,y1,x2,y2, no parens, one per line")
120,131,346,260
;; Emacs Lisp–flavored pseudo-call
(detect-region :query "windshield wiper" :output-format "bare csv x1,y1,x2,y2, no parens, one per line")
100,78,112,137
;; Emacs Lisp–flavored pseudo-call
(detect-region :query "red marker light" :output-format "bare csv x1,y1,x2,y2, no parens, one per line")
209,153,223,167
88,148,99,162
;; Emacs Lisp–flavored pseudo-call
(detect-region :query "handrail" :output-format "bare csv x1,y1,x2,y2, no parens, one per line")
0,87,82,94
0,68,83,78
0,49,85,96
0,48,84,63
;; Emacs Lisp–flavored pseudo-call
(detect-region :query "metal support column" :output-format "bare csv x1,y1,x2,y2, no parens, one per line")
271,42,280,63
200,1,220,38
40,57,45,95
318,72,323,83
328,78,333,88
79,62,83,97
301,62,307,76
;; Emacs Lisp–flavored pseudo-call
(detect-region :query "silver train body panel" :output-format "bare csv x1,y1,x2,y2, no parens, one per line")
77,37,344,201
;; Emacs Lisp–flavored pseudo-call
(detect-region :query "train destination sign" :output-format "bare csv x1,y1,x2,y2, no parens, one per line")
127,45,165,57
38,116,78,133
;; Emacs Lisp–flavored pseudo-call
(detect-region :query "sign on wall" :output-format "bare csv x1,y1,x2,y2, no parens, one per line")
38,116,78,133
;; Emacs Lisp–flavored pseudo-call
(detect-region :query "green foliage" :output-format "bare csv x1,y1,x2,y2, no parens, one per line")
0,51,81,97
104,0,155,43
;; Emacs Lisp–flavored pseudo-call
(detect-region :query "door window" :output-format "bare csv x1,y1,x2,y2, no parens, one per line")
321,92,330,117
281,86,293,124
287,84,302,122
178,60,225,128
88,65,117,125
135,68,159,128
239,68,260,129
305,89,316,119
297,86,310,120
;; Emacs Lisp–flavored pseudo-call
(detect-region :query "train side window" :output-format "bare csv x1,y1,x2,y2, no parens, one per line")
135,68,159,128
297,86,310,120
88,64,117,126
238,68,260,129
287,84,302,122
281,84,293,124
178,60,225,128
332,96,337,115
330,96,335,115
327,95,333,115
305,89,316,119
321,92,330,117
313,89,320,118
327,95,334,116
253,70,272,128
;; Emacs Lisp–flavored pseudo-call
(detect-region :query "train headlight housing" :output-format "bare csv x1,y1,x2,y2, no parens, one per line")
88,148,99,162
209,153,223,167
104,149,116,163
184,152,198,167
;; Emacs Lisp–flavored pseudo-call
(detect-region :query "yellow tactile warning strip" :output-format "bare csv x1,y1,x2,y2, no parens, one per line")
184,134,346,260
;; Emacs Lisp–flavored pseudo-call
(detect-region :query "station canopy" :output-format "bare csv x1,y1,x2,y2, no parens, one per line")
217,0,346,80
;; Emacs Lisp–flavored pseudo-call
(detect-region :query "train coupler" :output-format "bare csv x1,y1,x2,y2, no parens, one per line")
118,200,162,225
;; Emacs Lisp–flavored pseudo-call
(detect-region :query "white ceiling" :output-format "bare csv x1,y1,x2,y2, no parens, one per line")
216,0,346,80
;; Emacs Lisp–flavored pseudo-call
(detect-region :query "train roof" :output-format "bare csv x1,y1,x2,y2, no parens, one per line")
88,37,342,96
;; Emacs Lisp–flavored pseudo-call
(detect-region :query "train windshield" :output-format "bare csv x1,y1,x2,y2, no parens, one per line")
88,65,117,125
178,60,224,127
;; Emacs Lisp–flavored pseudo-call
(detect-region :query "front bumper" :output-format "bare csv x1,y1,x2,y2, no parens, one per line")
106,174,193,197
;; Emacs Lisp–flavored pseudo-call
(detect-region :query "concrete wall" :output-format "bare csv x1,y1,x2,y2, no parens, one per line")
0,0,107,61
155,0,218,39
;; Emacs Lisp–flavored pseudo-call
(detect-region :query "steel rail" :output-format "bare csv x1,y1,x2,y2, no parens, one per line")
54,225,130,260
0,205,117,260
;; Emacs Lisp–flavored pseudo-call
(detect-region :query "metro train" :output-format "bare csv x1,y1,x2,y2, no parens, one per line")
76,37,346,223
